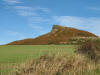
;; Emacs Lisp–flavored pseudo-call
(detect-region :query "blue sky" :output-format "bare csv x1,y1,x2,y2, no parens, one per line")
0,0,100,45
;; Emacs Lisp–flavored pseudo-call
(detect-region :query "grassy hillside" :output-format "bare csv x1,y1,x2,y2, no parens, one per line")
8,25,97,45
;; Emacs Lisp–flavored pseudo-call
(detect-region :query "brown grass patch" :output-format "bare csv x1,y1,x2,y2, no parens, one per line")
9,52,100,75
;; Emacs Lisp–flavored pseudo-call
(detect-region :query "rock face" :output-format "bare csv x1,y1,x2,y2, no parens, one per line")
8,25,97,45
51,25,63,33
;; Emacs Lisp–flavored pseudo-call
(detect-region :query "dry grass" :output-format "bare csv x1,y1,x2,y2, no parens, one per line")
7,52,100,75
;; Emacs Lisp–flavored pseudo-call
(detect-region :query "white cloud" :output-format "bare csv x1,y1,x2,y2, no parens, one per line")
53,16,85,29
16,10,38,16
53,16,100,36
15,6,34,12
3,0,22,4
15,6,37,16
14,6,51,17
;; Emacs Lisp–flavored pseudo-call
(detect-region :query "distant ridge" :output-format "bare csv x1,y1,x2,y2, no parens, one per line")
7,25,97,45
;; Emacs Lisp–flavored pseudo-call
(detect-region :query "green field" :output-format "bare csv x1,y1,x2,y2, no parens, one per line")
0,45,76,64
0,45,76,74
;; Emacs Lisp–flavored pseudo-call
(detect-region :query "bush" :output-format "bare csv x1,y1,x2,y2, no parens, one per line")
76,40,100,62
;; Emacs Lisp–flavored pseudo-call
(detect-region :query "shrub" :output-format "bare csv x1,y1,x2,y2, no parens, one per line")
76,40,100,62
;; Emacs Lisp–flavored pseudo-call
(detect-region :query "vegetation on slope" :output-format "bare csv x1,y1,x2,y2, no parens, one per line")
7,25,97,45
68,37,100,45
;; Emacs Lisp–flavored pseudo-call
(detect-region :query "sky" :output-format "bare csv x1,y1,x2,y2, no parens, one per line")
0,0,100,45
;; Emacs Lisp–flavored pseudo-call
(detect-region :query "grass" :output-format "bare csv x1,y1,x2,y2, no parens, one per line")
0,45,100,75
0,45,76,75
9,53,100,75
0,45,76,64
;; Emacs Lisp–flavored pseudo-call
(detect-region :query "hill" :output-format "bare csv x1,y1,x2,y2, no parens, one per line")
7,25,97,45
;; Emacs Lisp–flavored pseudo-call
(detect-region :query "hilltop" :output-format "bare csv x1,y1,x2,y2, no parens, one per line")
7,25,97,45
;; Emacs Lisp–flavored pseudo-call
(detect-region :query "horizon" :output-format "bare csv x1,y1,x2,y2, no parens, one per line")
0,0,100,45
